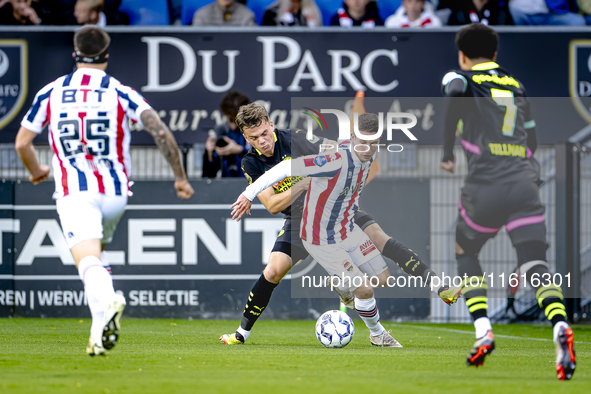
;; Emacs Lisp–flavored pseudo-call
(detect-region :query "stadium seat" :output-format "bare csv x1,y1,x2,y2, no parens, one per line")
246,0,276,25
378,0,402,23
317,0,343,26
120,0,170,25
181,0,214,25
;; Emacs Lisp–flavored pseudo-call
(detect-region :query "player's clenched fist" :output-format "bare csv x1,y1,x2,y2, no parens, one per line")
30,165,50,185
174,179,194,200
440,160,455,173
231,193,252,222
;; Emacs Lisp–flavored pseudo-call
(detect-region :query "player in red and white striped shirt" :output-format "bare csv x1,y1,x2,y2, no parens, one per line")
15,26,194,356
233,114,402,346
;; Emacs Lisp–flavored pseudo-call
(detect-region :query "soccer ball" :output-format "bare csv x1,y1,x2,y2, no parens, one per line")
315,310,355,348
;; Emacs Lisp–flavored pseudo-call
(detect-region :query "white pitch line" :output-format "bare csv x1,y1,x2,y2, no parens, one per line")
0,274,263,280
392,323,591,345
0,204,268,211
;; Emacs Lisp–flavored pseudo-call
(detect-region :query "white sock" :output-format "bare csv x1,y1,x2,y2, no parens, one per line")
474,317,492,339
100,251,112,274
355,297,385,336
236,326,250,341
78,255,116,311
88,292,105,340
86,252,114,339
553,321,569,342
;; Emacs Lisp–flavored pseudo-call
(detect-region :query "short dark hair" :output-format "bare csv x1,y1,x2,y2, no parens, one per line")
455,23,498,60
235,103,269,133
358,113,379,133
73,25,110,57
221,92,250,123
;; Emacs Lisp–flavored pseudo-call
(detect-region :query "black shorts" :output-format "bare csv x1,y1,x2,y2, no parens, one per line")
271,210,376,263
457,181,546,251
271,218,309,264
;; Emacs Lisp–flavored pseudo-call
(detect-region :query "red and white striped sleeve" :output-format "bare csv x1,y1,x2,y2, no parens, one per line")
243,153,343,201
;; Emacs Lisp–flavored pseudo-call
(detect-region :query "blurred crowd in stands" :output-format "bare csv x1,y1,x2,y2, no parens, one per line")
1,0,590,27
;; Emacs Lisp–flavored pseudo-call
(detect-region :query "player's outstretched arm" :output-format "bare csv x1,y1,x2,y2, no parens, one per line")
231,180,309,222
231,153,341,221
243,153,341,202
257,177,311,215
231,160,293,221
15,126,50,185
141,109,194,200
243,160,292,202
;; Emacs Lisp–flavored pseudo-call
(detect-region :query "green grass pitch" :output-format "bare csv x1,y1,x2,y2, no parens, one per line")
0,318,589,393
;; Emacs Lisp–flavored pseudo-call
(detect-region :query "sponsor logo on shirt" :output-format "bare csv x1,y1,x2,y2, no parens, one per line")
360,240,376,256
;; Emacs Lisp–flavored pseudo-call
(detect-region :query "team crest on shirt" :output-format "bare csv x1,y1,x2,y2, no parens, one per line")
313,156,327,167
569,40,591,123
0,40,27,129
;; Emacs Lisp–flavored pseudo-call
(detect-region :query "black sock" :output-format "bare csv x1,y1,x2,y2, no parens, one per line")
383,238,430,280
240,274,278,331
457,254,488,320
526,263,567,326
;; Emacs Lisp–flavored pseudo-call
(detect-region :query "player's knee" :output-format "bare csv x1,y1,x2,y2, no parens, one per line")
265,252,292,282
374,271,390,287
70,239,102,268
263,265,287,284
354,284,374,299
366,275,386,288
515,241,550,286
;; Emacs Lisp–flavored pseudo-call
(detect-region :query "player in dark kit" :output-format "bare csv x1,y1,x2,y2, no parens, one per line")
441,24,576,379
220,101,460,345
